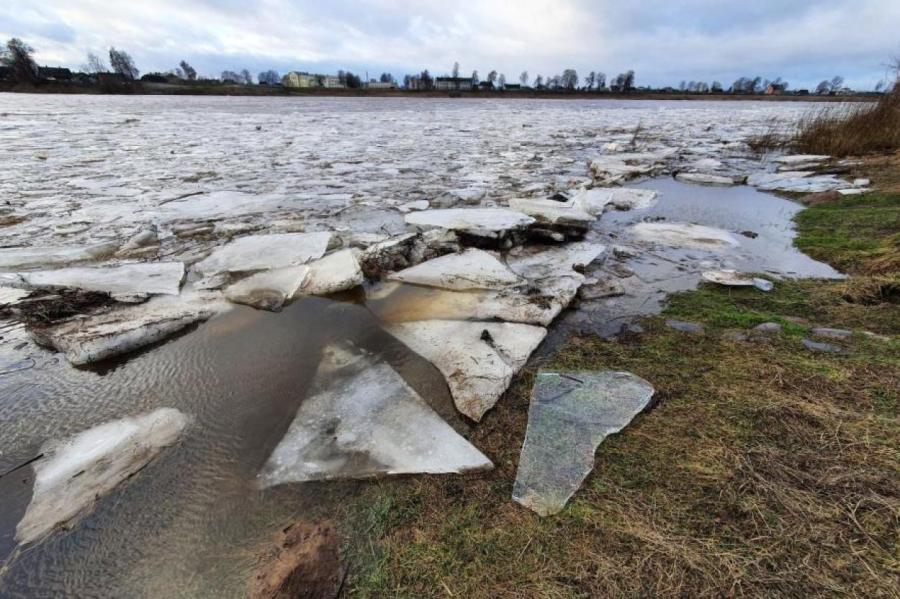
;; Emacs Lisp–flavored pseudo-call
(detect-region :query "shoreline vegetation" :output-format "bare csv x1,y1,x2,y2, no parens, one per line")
0,80,879,102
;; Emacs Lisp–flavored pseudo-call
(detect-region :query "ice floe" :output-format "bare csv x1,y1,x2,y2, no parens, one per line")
226,266,310,311
16,408,190,545
747,172,849,193
385,320,547,421
2,262,185,297
0,242,119,270
388,248,522,291
702,269,774,291
193,232,331,276
513,371,654,516
32,295,226,365
297,249,365,296
630,222,740,249
675,172,737,186
506,197,596,229
258,343,492,485
404,208,535,239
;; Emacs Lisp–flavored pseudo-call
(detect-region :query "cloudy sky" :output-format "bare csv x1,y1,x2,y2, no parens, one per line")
2,0,898,89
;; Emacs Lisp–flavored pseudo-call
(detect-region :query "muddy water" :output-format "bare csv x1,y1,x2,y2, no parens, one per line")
0,296,458,598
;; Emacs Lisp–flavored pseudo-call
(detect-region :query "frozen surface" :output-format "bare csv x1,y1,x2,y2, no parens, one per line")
385,320,547,421
225,266,310,311
258,343,492,486
702,269,774,291
675,172,737,186
297,249,364,296
193,232,331,276
0,243,119,270
629,222,741,249
2,262,185,297
16,408,190,545
388,248,522,291
572,187,659,214
506,197,596,228
405,208,535,238
512,371,654,516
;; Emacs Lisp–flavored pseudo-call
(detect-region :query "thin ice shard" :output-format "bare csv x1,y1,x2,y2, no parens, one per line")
258,343,492,486
225,266,310,311
385,320,547,421
297,249,365,296
513,371,655,516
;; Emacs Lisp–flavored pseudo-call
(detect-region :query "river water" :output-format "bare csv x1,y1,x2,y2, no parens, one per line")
0,95,841,597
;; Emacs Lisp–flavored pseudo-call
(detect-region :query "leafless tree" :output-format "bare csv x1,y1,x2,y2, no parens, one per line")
221,70,241,83
109,47,139,80
452,61,460,78
829,76,844,92
1,38,39,82
82,52,107,74
258,70,280,85
487,70,498,84
595,72,606,89
179,60,197,81
584,71,596,90
560,69,578,90
498,73,506,89
534,74,543,89
623,70,635,90
519,71,528,86
471,70,479,85
240,69,253,84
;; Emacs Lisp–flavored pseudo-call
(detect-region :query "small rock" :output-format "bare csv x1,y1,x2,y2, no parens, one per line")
665,319,704,334
812,327,853,339
722,330,749,342
802,338,843,353
754,322,782,333
739,230,759,239
612,245,638,259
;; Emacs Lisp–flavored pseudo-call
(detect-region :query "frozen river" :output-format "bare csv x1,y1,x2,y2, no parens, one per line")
0,95,845,597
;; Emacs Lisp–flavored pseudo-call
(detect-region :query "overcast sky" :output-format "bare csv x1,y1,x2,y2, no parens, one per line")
2,0,898,89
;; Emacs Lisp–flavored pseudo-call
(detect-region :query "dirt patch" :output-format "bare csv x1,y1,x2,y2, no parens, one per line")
6,289,120,327
855,150,900,193
250,521,344,599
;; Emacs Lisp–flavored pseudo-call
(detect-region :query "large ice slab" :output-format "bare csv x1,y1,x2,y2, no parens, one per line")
225,266,310,311
630,222,740,249
405,208,534,239
296,249,365,296
506,198,596,228
16,408,190,545
385,320,547,421
513,371,654,516
0,242,119,270
675,172,737,186
2,262,185,297
572,187,659,215
747,172,848,193
193,232,331,276
257,343,492,486
32,295,224,365
388,248,522,291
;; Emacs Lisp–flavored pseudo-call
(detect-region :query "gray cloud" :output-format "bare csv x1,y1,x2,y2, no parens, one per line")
1,0,897,89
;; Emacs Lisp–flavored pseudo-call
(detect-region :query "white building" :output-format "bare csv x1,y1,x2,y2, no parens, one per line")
283,72,345,89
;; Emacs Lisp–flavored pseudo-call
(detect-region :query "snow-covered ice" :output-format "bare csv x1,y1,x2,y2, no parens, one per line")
388,248,522,291
2,262,185,297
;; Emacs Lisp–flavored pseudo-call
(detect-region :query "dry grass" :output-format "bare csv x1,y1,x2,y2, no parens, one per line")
793,89,900,157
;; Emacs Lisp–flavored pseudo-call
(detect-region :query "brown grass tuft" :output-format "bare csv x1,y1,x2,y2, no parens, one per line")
793,89,900,156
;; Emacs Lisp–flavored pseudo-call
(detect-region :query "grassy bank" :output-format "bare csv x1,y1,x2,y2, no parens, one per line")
340,192,900,597
794,88,900,156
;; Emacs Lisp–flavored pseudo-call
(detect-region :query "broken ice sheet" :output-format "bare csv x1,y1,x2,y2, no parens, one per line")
0,242,119,270
388,248,522,291
193,232,331,276
513,371,655,517
16,408,191,545
702,269,774,291
258,343,492,486
32,294,226,365
296,249,364,296
571,187,659,215
225,266,310,311
385,320,547,421
506,197,596,229
2,262,185,297
404,208,535,239
629,222,740,249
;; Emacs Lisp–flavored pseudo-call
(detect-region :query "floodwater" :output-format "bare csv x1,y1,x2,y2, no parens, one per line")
0,95,842,597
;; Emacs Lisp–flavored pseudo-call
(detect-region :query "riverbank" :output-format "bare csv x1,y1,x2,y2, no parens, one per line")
341,178,899,595
0,80,878,102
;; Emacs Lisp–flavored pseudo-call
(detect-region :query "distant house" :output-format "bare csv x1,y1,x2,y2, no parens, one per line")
503,84,522,91
478,81,494,91
283,71,345,89
368,81,395,89
38,66,72,81
434,76,473,91
97,72,129,85
322,75,344,88
765,83,787,95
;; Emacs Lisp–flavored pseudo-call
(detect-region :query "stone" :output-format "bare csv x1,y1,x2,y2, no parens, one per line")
802,338,843,353
226,266,310,311
385,320,547,421
258,343,492,485
665,319,704,334
512,371,655,516
675,172,736,186
193,232,331,276
2,262,185,297
297,249,364,296
754,322,782,333
404,208,535,239
630,222,740,249
16,408,190,545
812,327,853,339
388,248,522,291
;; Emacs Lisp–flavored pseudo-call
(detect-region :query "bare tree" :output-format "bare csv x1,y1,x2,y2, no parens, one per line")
1,38,39,82
829,76,844,92
561,69,578,90
487,70,498,84
452,61,460,78
82,52,107,74
179,60,197,81
221,70,241,83
623,70,635,91
519,71,528,86
815,79,831,94
240,69,253,85
584,71,596,90
535,74,543,89
258,70,280,85
498,73,506,89
471,70,479,86
595,72,606,89
108,47,139,80
711,81,723,93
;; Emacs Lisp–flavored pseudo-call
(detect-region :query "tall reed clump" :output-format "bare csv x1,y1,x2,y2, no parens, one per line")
793,87,900,156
